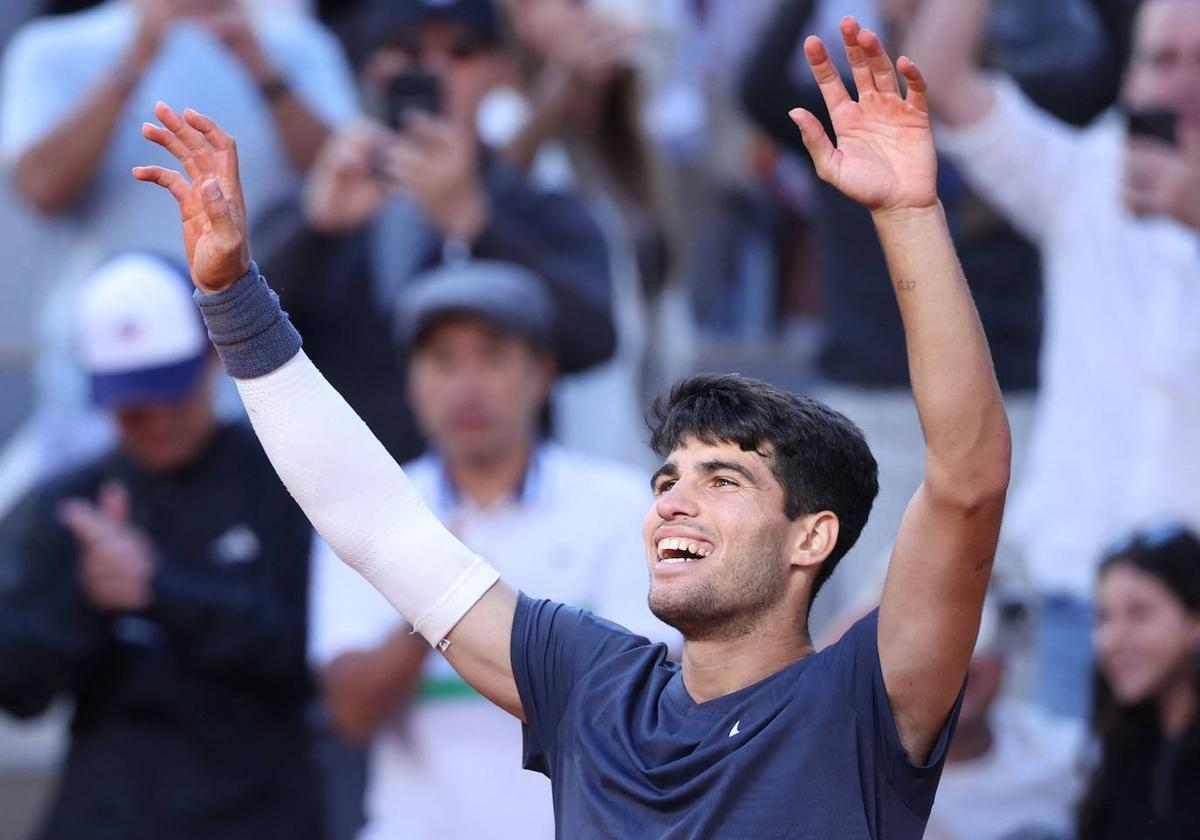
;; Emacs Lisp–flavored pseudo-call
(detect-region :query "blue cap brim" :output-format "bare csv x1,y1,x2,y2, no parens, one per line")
90,354,207,409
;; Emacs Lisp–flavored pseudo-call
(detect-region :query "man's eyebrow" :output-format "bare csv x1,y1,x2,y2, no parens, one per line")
650,462,678,489
696,459,760,485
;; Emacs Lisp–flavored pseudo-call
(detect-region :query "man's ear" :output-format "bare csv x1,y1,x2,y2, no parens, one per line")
787,511,840,572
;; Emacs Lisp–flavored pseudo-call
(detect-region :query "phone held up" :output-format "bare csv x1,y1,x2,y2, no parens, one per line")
384,70,442,130
1126,108,1178,146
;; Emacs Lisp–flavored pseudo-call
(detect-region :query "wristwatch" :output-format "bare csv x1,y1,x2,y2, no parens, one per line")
258,74,291,104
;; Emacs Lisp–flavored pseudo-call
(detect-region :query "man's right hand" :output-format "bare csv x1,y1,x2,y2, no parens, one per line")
133,102,251,293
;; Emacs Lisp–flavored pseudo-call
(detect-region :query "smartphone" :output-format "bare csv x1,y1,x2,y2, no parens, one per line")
383,71,442,130
1126,108,1178,145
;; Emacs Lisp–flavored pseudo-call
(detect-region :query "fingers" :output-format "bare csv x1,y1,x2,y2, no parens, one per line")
98,481,131,523
155,101,207,152
403,113,460,150
857,27,899,96
141,122,202,179
199,177,242,243
59,499,107,545
184,107,245,212
898,56,928,115
182,107,235,153
790,108,837,182
132,165,191,205
803,36,850,113
839,17,876,99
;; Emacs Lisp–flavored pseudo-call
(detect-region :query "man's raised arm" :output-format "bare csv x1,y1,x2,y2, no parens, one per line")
132,102,523,718
793,20,1010,763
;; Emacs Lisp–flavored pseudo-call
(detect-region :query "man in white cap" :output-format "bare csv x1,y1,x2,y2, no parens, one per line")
0,252,321,840
310,260,676,840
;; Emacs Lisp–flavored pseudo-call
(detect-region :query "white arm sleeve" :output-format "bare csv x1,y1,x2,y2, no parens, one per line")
238,351,499,646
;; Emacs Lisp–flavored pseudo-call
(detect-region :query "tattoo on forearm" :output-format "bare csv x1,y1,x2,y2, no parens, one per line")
895,280,917,292
975,556,993,572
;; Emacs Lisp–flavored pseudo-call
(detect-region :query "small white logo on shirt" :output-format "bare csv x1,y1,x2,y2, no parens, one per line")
729,720,741,737
210,524,260,565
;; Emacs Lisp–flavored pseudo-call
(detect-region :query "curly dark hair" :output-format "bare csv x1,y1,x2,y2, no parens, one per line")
647,374,879,606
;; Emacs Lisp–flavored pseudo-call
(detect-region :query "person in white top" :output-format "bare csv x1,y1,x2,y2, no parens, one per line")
904,0,1200,719
0,0,359,515
310,260,678,840
925,593,1087,840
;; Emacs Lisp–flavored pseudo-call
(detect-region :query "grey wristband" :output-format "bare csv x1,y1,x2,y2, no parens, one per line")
194,263,302,379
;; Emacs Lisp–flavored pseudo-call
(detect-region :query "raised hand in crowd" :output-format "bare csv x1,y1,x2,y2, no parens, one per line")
502,0,633,171
302,120,394,234
1123,129,1200,230
304,113,488,241
379,113,489,241
59,482,156,613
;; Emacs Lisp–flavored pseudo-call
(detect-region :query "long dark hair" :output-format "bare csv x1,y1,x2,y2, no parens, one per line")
1077,525,1200,838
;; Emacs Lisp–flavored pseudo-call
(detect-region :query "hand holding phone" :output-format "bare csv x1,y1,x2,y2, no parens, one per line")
384,71,443,131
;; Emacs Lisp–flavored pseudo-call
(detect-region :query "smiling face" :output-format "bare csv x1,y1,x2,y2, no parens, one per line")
644,437,823,641
1095,563,1200,706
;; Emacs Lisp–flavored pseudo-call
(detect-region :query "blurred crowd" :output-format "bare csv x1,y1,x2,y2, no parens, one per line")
0,0,1197,839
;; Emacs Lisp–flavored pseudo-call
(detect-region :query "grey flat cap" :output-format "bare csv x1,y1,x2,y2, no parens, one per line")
395,260,555,351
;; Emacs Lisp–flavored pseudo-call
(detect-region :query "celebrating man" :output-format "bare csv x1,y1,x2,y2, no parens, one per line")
134,17,1010,838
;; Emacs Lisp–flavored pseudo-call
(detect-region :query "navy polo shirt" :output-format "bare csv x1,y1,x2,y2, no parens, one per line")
512,594,960,839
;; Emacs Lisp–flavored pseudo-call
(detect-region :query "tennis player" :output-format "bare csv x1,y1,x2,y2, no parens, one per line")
134,17,1010,839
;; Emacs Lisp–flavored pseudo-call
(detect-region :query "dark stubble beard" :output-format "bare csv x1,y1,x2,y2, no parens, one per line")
648,529,790,643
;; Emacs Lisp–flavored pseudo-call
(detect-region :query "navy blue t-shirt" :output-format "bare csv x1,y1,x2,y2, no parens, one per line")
511,594,961,839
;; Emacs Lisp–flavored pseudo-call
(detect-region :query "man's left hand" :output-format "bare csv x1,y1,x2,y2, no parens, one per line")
1123,132,1200,231
789,17,938,216
60,482,156,613
378,113,489,242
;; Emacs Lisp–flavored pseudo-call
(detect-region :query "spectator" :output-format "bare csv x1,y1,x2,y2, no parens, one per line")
0,0,359,514
906,0,1200,718
738,0,1113,629
495,0,686,465
310,260,676,840
0,253,320,839
1079,525,1200,839
925,593,1087,840
254,0,616,466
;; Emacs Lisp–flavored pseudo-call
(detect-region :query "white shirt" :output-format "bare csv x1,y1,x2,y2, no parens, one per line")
938,77,1200,600
924,700,1087,840
0,0,359,410
311,444,679,840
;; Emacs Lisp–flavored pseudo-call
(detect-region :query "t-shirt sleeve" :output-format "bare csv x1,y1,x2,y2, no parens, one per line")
831,609,962,818
511,592,646,774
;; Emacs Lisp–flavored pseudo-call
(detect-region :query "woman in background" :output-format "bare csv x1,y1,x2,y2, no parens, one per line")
1080,526,1200,839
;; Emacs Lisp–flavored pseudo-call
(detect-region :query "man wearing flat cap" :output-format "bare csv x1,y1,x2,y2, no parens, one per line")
310,260,675,840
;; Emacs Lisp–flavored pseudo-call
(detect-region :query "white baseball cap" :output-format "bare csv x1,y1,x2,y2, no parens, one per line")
75,253,209,408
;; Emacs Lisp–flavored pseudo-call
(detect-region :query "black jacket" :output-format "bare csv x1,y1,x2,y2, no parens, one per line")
0,423,320,840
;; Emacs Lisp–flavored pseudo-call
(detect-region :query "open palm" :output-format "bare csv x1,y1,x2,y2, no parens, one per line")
133,102,250,293
790,18,937,214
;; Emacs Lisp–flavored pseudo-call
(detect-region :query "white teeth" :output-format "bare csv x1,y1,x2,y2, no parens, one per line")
656,536,712,561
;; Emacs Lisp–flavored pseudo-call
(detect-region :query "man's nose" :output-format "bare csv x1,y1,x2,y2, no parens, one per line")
654,480,700,521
